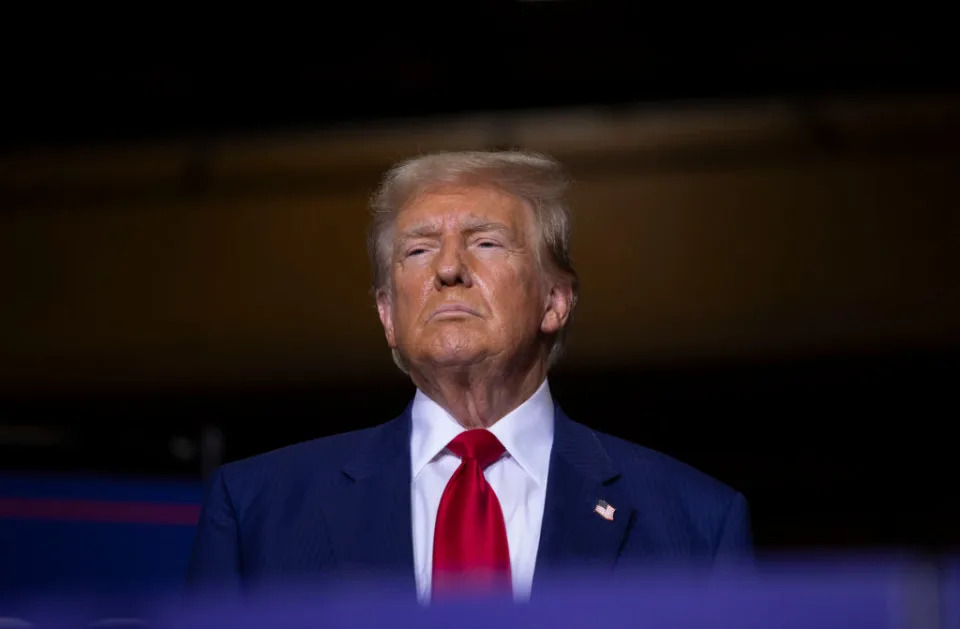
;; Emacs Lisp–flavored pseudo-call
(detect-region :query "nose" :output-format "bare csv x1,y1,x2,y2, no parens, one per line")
433,239,473,289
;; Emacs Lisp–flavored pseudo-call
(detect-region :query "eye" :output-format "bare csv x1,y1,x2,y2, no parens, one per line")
475,240,501,249
405,247,427,258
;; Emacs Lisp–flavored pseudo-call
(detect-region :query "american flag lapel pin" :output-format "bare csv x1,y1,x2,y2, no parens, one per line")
594,499,615,521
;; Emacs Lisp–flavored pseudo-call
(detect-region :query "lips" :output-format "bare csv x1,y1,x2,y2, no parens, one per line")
429,304,481,319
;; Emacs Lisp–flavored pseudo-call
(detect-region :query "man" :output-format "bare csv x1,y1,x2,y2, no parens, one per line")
187,150,752,603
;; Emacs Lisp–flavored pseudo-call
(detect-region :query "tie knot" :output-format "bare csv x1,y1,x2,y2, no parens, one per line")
446,430,505,469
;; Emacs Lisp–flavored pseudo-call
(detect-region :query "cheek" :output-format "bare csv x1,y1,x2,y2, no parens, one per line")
392,272,434,322
490,266,543,320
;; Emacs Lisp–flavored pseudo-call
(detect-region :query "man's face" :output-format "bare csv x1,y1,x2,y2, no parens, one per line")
377,184,568,371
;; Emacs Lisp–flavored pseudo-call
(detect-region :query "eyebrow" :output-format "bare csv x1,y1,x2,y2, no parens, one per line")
397,218,514,242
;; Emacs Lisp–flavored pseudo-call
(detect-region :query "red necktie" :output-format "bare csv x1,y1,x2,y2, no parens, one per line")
432,429,511,598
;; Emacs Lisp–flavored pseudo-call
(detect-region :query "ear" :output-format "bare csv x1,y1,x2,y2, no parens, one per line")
540,279,574,335
376,288,397,348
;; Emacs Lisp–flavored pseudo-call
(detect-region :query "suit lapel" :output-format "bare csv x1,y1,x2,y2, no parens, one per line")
320,407,416,594
534,409,635,592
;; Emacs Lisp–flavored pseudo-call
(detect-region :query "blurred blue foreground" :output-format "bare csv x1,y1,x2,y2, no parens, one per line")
1,559,956,629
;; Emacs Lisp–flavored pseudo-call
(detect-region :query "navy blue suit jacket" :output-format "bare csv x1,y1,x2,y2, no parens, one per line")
187,405,751,596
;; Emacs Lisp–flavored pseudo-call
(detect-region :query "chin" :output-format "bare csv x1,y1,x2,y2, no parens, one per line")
418,338,488,368
424,347,486,367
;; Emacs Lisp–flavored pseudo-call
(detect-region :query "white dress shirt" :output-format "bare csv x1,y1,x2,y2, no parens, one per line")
410,378,555,603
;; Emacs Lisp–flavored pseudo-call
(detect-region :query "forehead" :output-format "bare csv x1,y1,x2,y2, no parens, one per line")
395,184,533,233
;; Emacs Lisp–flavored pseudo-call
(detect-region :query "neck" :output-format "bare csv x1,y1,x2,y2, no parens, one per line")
410,356,548,429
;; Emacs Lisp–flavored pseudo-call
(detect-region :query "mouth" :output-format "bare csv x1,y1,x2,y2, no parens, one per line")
429,304,481,320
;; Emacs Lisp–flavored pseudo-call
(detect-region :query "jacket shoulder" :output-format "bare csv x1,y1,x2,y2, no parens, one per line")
214,416,405,504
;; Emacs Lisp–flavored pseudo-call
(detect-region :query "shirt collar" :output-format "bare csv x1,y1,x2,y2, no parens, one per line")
410,378,555,486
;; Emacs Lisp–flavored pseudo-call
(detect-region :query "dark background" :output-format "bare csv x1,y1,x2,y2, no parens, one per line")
2,10,956,148
2,5,958,556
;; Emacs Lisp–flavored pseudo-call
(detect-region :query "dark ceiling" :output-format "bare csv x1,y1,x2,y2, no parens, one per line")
2,7,956,149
